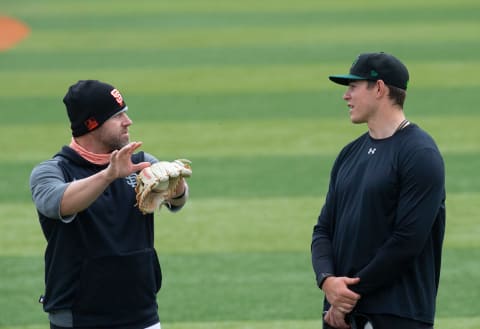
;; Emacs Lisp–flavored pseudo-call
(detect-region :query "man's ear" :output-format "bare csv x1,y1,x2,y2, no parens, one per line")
375,79,388,98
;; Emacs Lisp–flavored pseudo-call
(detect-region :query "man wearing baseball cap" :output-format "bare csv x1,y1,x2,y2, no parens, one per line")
311,53,445,329
30,80,189,329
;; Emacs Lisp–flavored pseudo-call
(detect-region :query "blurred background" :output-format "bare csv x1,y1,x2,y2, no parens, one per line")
1,0,479,328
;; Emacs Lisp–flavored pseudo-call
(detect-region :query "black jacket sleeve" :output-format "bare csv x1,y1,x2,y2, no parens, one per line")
311,154,343,288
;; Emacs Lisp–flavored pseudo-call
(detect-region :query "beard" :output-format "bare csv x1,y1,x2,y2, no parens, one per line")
106,138,129,152
92,127,130,152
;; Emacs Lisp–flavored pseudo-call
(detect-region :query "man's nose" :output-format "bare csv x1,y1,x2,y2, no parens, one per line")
121,113,132,125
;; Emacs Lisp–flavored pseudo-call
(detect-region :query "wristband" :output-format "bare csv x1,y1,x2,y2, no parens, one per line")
318,273,334,289
172,189,186,200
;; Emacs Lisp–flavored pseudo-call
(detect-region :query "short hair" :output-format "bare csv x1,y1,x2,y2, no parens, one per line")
367,80,406,107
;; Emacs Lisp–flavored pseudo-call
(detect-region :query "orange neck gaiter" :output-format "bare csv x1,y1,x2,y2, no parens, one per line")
69,138,111,165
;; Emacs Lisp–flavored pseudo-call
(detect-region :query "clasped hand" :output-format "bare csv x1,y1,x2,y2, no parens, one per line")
322,276,361,328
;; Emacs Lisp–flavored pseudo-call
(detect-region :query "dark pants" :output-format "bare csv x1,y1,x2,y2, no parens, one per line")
324,313,434,329
50,323,157,329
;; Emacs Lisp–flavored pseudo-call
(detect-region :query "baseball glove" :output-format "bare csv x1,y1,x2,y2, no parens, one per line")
135,159,192,214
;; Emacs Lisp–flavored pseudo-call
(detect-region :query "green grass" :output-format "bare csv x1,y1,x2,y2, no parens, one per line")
1,0,480,328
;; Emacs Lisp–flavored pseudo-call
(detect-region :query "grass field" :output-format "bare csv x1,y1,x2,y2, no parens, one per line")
1,0,480,328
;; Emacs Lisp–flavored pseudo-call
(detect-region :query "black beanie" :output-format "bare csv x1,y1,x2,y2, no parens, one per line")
63,80,128,137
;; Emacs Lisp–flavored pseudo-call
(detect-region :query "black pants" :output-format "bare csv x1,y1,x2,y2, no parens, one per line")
50,323,156,329
51,325,68,329
324,313,434,329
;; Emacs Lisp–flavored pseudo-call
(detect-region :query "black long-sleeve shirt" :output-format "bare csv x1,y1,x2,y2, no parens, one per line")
311,123,445,324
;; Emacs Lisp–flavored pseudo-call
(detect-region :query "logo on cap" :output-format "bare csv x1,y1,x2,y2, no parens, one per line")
110,89,124,106
84,117,99,131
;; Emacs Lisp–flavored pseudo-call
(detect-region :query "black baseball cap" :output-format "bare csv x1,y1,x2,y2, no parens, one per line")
329,52,409,90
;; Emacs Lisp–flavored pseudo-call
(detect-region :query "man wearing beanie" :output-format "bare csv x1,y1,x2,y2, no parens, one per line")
30,80,189,329
311,53,445,329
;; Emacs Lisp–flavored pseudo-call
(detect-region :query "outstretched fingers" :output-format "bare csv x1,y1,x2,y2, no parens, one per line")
132,161,151,172
108,142,150,179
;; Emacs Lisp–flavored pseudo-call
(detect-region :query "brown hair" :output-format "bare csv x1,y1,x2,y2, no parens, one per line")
367,80,406,107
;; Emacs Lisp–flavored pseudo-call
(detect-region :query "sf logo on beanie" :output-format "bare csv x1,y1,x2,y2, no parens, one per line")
110,89,124,107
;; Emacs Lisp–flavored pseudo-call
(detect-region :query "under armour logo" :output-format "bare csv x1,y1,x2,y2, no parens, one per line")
367,148,376,155
125,173,137,188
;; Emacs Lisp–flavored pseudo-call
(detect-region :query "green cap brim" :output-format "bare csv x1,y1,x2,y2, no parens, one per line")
329,74,367,86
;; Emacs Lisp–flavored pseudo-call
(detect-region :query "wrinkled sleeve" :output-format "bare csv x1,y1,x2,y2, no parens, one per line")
311,157,341,287
30,159,75,222
143,152,158,165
